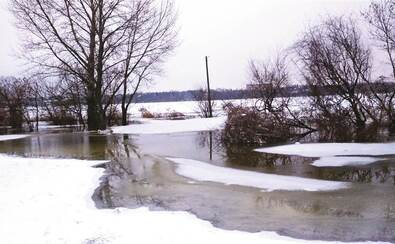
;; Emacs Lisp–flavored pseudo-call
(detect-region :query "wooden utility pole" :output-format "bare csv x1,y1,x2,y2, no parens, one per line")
205,56,213,118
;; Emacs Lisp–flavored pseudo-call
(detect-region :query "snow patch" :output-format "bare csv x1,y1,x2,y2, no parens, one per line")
0,154,386,243
256,142,395,157
0,134,29,141
312,156,383,167
167,157,349,192
112,116,226,134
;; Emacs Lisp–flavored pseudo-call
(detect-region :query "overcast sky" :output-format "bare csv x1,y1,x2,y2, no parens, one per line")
0,0,371,92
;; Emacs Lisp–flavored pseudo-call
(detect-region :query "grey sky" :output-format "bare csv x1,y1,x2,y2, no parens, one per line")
0,0,371,92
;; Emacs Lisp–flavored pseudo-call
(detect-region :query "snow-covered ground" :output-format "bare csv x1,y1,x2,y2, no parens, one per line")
125,97,310,118
112,116,226,134
0,134,29,141
127,99,256,117
1,154,387,244
167,158,349,192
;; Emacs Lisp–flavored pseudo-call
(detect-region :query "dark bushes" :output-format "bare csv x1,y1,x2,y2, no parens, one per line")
166,111,186,120
222,104,291,146
46,111,77,126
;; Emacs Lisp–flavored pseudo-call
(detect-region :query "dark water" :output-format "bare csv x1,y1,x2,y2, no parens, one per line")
1,131,395,242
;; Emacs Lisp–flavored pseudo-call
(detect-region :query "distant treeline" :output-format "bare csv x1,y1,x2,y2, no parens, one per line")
111,82,395,103
113,89,248,103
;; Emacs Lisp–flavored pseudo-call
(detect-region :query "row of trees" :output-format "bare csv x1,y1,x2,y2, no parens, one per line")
9,0,178,130
0,76,81,131
224,0,395,144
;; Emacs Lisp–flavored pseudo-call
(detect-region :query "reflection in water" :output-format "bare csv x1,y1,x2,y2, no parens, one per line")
316,163,395,185
196,131,214,160
94,135,395,242
134,131,395,184
0,132,109,160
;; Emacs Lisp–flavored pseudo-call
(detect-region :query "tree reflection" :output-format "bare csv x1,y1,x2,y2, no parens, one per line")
223,144,298,169
316,164,395,184
105,135,142,179
196,131,222,161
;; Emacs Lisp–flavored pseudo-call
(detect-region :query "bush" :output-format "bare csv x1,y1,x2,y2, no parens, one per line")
107,110,123,126
0,107,8,126
139,108,155,118
166,111,185,120
222,104,291,146
49,112,77,125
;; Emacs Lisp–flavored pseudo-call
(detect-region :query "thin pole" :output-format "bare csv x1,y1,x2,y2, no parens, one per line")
205,56,213,118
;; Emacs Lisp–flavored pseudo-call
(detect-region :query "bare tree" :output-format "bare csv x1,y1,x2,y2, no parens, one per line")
249,56,289,114
193,88,216,118
364,0,395,132
10,0,177,130
294,16,375,133
248,55,315,132
119,0,177,125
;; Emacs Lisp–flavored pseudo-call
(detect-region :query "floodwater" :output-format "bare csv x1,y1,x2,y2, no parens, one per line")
0,131,395,242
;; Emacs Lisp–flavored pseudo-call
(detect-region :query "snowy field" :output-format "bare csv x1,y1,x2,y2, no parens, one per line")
126,99,250,117
0,154,387,244
112,116,226,134
125,97,307,118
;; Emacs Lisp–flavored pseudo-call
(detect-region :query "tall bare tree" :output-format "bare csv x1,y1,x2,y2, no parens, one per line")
294,16,375,132
118,0,177,125
364,0,395,132
249,56,289,114
248,55,315,132
112,0,177,126
11,0,177,130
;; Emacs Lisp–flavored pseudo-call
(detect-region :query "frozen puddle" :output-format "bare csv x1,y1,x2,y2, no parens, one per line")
167,157,349,192
112,116,226,134
0,134,29,141
1,154,386,244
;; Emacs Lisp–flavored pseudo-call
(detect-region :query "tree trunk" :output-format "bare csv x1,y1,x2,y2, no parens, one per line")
121,106,128,126
389,118,395,135
87,89,106,131
350,102,366,131
9,106,23,130
121,80,128,126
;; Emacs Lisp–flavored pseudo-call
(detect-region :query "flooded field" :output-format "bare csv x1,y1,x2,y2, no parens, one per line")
1,131,395,242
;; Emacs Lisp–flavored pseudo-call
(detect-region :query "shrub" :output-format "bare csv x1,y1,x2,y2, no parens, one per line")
166,111,185,120
107,110,123,126
139,108,155,118
49,112,77,125
0,107,8,126
222,104,291,146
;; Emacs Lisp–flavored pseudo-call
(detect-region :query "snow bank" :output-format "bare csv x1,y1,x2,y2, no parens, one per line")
0,134,29,141
312,156,382,167
256,142,395,157
0,154,386,244
167,157,348,192
112,116,226,134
